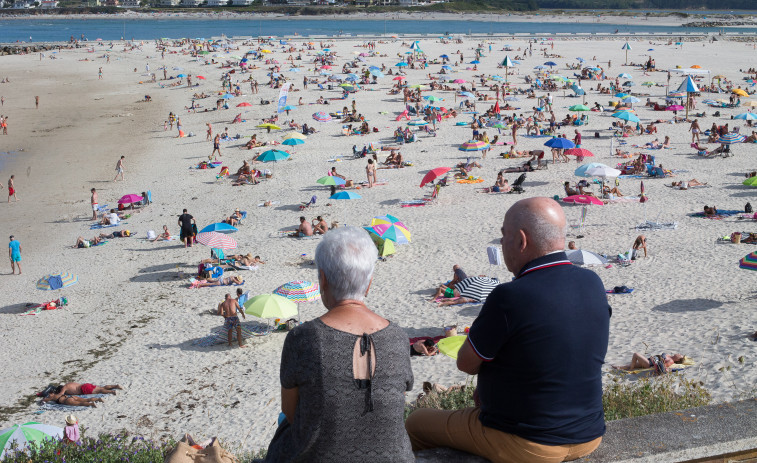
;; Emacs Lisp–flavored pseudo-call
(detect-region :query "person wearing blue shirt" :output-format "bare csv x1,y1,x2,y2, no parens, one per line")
406,197,610,462
8,235,21,275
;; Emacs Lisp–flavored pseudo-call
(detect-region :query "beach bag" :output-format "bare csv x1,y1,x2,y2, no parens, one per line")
147,230,157,240
746,202,753,214
650,355,667,375
164,434,238,463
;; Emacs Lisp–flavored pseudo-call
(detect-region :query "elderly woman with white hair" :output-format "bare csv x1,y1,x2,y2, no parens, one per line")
264,227,414,462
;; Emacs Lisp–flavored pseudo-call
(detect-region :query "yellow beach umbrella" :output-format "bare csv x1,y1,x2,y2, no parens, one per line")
732,89,748,97
438,336,467,360
256,123,281,130
283,132,307,140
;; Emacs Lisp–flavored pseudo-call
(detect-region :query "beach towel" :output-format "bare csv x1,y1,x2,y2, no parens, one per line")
192,321,272,347
188,278,245,288
39,394,108,412
90,222,127,230
689,210,741,220
456,178,485,184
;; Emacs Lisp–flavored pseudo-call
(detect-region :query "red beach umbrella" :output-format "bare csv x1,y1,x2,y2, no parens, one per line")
237,102,252,107
420,167,452,187
563,195,603,206
118,194,143,204
564,148,594,157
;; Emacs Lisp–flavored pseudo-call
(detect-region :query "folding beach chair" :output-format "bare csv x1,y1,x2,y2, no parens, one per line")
300,195,316,210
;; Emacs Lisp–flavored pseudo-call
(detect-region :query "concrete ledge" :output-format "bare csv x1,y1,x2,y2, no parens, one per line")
414,399,757,463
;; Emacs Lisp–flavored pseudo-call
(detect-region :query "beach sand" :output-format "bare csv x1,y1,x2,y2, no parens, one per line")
0,35,755,451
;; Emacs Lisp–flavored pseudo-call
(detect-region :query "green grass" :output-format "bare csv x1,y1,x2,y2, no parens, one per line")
405,374,713,422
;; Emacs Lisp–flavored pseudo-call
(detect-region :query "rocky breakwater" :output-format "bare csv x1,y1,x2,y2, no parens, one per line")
0,44,72,56
683,19,757,28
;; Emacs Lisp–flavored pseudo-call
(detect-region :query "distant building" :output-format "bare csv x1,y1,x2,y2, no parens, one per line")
12,0,34,8
230,0,253,5
181,0,203,6
102,0,119,6
397,0,418,5
39,0,58,7
206,0,228,5
119,0,141,7
159,0,179,5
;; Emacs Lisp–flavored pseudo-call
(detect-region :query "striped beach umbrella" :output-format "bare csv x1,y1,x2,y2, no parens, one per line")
739,252,757,270
368,223,411,244
273,280,321,303
459,140,490,151
313,111,332,122
36,273,78,291
734,112,757,121
718,133,746,145
196,232,237,250
0,422,63,458
455,276,500,302
370,214,406,229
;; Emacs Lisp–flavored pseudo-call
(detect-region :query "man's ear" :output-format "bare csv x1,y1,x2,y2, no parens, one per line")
518,229,528,254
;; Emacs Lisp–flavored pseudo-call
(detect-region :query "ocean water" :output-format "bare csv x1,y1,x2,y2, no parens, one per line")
0,17,756,43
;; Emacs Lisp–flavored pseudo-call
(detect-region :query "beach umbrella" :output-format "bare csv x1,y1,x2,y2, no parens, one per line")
571,84,585,96
666,105,684,111
258,149,290,163
470,60,480,64
438,335,467,359
36,273,78,291
615,92,629,98
316,176,345,186
117,194,143,205
312,111,332,122
459,91,475,99
563,195,603,206
612,111,640,123
624,96,641,105
733,88,748,97
735,112,757,121
642,81,655,87
618,73,632,79
282,138,305,146
236,102,252,107
196,231,237,250
575,163,610,177
452,79,467,84
282,132,306,141
369,223,411,244
0,422,63,459
544,61,557,68
256,123,281,130
424,95,444,102
280,105,296,114
501,56,515,83
459,140,490,151
668,92,686,98
408,120,428,126
176,73,187,78
222,93,234,99
244,294,298,319
330,191,361,200
199,223,238,234
273,280,321,303
420,167,451,187
564,148,594,158
196,76,206,80
677,76,699,119
392,76,406,81
544,138,576,150
565,250,608,266
742,177,757,187
455,276,500,302
586,166,621,178
718,133,746,145
370,69,384,78
370,233,395,257
569,104,590,112
395,62,407,67
738,251,757,271
440,54,449,59
621,42,631,65
370,214,406,229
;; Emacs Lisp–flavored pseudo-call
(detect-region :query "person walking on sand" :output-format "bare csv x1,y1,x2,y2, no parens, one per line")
690,119,701,144
98,67,103,80
8,175,17,202
218,293,247,348
9,235,21,275
35,96,39,109
366,158,377,188
113,156,125,182
211,133,222,159
511,122,518,145
206,122,212,141
178,209,196,248
90,188,98,220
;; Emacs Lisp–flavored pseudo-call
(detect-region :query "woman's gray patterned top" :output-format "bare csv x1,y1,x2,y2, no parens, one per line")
264,318,414,463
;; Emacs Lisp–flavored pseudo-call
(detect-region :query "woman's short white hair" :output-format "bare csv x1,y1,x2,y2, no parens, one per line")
315,227,377,302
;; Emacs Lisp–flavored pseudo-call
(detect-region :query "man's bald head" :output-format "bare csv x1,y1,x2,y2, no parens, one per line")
501,197,567,274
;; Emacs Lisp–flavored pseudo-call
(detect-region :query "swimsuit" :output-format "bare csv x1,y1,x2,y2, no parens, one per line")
223,316,240,330
80,383,96,395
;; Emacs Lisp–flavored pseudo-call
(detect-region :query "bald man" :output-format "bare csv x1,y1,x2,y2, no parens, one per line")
406,197,611,463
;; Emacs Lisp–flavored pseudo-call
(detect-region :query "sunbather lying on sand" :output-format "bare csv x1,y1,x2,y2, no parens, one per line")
672,179,707,190
99,230,131,239
42,382,122,404
411,339,438,356
612,352,686,372
193,275,244,287
74,236,102,248
44,395,104,408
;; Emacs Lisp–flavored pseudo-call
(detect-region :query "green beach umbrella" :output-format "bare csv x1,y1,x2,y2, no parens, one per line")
743,177,757,187
0,422,63,458
243,294,298,319
569,104,590,112
438,335,467,360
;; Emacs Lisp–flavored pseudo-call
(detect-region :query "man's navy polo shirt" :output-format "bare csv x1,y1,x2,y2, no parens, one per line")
468,251,611,445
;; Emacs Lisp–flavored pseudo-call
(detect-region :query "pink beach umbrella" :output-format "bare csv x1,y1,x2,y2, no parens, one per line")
563,195,603,206
196,231,238,250
118,194,143,204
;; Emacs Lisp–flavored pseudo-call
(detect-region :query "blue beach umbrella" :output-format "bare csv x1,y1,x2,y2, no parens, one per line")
544,61,557,67
282,137,305,146
258,150,290,162
330,191,362,200
199,223,238,234
575,163,611,177
395,62,408,67
544,137,576,150
734,112,757,121
613,111,640,123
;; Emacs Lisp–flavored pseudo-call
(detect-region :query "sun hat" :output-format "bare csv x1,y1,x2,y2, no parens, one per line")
66,414,78,425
